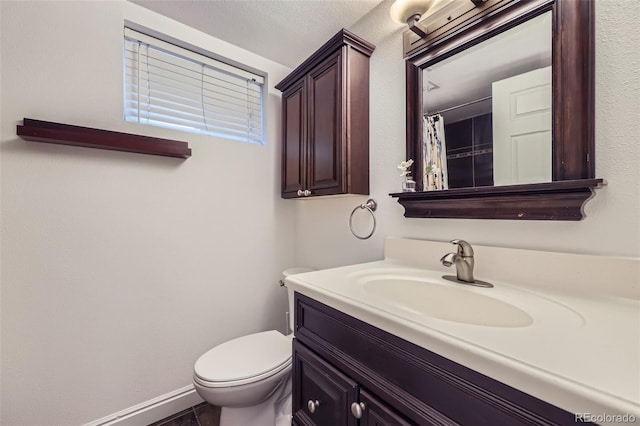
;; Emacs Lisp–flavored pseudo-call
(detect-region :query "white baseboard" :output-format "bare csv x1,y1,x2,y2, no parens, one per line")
84,385,204,426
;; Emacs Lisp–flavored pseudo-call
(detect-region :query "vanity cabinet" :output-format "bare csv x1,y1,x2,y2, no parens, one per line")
275,29,375,199
292,292,590,426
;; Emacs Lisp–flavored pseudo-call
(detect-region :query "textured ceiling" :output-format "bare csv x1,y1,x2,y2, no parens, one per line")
129,0,385,68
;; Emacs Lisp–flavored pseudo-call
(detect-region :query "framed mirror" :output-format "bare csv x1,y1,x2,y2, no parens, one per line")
391,0,603,220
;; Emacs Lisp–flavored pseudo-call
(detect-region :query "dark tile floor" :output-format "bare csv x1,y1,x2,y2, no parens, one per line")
148,402,221,426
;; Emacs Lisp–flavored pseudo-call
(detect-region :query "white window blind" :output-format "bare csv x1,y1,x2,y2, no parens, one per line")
124,28,265,144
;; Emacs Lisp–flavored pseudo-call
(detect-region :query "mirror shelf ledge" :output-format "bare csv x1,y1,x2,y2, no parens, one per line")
390,178,604,221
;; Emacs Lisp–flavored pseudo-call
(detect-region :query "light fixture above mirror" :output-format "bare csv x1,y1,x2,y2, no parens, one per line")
390,0,488,38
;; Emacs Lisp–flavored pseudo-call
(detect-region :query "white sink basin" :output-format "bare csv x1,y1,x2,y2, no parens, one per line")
347,269,584,329
363,278,532,327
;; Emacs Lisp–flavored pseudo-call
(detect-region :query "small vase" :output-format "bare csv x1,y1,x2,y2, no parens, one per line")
402,176,416,192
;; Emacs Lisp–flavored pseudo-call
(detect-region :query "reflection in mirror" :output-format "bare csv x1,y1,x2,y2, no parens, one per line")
422,11,551,190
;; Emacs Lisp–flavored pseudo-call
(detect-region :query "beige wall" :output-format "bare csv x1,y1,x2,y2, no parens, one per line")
0,2,294,424
293,0,640,271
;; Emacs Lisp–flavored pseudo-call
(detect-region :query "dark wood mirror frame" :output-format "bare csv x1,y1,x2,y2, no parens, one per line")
390,0,603,220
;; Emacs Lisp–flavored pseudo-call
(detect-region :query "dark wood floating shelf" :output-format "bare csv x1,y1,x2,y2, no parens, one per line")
390,179,605,220
17,118,191,159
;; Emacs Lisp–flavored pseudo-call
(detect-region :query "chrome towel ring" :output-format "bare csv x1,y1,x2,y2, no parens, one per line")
349,199,377,240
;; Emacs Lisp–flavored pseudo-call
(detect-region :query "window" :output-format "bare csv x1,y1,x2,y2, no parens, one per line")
124,27,265,144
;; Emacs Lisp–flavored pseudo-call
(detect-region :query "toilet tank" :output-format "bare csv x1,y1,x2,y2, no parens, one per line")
282,267,314,333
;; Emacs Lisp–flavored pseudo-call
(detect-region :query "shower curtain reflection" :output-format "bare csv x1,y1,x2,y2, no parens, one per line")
423,114,449,191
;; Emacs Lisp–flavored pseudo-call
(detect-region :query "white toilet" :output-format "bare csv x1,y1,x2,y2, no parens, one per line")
192,267,312,426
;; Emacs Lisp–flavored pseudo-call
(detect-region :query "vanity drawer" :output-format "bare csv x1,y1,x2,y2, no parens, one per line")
294,292,584,426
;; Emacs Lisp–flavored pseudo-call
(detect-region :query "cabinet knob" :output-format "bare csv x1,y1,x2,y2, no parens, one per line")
307,399,320,413
303,189,312,196
351,402,365,419
297,189,304,196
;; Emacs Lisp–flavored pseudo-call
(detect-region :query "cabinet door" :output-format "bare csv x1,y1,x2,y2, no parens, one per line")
359,390,414,426
306,50,344,196
281,79,307,198
293,340,358,426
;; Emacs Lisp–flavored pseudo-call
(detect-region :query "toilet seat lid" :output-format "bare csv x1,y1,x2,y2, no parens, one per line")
194,330,291,384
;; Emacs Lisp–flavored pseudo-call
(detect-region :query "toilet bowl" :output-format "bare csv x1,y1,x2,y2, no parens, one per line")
193,267,313,426
193,330,293,425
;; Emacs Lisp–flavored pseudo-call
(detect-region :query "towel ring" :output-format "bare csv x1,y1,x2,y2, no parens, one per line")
349,199,377,240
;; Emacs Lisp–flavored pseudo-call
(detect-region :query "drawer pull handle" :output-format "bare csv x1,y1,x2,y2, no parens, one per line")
307,399,320,413
351,402,365,419
297,189,304,197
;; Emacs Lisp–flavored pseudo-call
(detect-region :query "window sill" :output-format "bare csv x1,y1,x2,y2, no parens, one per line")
17,118,191,159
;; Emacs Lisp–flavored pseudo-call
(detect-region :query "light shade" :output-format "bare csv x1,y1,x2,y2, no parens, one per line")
390,0,435,24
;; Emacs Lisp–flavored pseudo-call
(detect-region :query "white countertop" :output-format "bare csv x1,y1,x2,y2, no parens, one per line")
285,238,640,424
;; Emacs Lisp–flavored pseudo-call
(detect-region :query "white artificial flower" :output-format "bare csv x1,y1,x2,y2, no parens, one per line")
402,159,414,168
398,159,414,176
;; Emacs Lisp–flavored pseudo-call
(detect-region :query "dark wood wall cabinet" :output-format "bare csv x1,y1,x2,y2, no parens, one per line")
293,293,590,426
17,118,191,159
275,30,375,199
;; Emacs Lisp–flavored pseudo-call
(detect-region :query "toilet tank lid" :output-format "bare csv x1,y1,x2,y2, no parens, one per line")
194,330,291,383
283,267,315,277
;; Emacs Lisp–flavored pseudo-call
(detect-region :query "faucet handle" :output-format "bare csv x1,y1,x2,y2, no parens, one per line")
450,239,474,256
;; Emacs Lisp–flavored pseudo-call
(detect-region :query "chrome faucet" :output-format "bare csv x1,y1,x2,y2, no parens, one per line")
440,240,493,288
440,239,475,282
